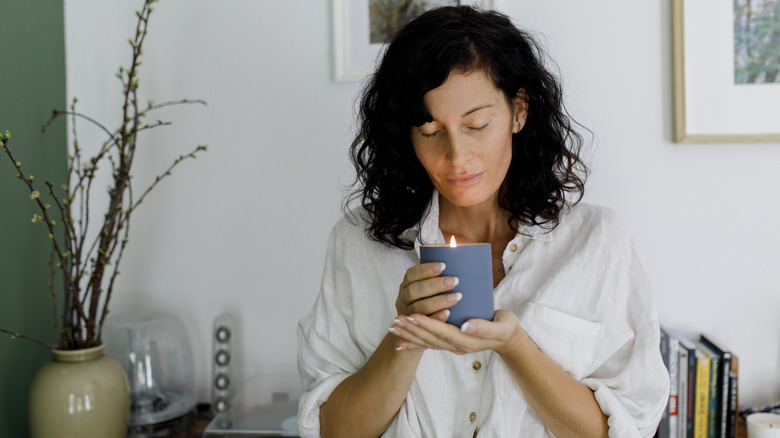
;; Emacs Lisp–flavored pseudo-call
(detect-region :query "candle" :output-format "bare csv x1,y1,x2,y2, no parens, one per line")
747,413,780,438
419,236,494,327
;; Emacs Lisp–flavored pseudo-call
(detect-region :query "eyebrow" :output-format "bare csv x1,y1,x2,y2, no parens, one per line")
463,104,493,117
420,103,494,126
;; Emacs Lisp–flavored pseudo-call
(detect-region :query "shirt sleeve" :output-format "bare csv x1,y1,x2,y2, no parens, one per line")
580,212,670,438
582,319,670,438
296,220,369,437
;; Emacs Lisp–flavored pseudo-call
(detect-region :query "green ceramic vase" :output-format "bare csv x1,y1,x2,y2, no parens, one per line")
28,344,129,438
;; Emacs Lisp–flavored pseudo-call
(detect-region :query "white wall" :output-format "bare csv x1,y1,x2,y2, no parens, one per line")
65,0,780,408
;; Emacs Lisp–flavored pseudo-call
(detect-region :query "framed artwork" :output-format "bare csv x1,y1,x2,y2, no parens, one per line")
672,0,780,143
332,0,493,82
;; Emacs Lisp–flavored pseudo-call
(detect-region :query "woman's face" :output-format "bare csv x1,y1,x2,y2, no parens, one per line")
411,70,527,210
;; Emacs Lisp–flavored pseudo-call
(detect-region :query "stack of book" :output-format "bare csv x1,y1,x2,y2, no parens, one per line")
655,328,739,438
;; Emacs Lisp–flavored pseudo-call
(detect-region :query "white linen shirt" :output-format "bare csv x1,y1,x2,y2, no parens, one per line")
297,196,669,437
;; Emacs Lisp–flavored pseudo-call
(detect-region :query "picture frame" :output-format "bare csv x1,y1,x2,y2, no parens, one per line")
672,0,780,143
332,0,493,82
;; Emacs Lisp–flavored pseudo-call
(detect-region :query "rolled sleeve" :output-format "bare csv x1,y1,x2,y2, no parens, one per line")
296,219,377,437
297,279,360,437
296,373,349,437
582,320,670,438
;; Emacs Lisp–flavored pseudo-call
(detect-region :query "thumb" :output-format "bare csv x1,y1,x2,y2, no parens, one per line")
460,319,479,335
460,310,518,337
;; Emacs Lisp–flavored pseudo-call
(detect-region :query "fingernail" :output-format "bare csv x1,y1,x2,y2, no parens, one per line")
392,318,404,327
461,322,475,334
388,326,400,335
405,316,418,325
434,263,446,273
444,277,459,287
446,292,462,303
395,344,406,351
443,309,450,320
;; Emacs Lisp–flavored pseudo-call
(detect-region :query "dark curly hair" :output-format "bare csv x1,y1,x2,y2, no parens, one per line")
347,6,588,250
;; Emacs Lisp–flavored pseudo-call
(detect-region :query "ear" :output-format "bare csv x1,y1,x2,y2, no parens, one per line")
511,88,529,134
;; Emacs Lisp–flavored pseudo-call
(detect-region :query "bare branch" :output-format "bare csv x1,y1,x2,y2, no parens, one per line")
0,328,57,350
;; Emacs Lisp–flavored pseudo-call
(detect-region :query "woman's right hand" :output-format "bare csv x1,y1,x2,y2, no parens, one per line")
395,262,462,320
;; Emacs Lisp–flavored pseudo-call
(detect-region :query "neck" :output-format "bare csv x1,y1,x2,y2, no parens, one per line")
438,193,515,244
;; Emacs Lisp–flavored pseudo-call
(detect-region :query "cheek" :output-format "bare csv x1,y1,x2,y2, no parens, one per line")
411,141,426,163
485,131,514,163
411,143,439,176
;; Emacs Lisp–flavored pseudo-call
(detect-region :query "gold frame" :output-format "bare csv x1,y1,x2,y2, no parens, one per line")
671,0,780,143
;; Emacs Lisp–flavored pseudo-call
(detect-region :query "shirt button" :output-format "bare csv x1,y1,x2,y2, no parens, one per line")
472,360,482,371
469,412,477,423
509,243,518,252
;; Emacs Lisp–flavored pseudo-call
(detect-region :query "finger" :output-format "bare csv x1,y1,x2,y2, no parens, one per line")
404,275,460,304
407,292,462,316
430,308,451,322
401,315,463,351
389,320,436,349
400,262,446,289
388,319,427,351
460,320,478,335
398,263,454,314
394,339,426,352
459,310,520,342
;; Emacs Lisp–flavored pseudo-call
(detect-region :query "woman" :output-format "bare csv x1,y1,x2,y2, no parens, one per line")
298,6,668,437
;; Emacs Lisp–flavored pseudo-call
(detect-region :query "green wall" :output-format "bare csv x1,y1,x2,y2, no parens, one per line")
0,1,67,436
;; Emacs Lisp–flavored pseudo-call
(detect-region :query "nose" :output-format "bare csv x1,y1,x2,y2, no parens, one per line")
444,132,472,165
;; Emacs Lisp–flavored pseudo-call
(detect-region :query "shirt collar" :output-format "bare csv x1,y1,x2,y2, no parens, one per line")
411,191,552,257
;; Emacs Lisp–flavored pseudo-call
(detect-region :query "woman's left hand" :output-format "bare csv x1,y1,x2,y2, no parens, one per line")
388,309,522,355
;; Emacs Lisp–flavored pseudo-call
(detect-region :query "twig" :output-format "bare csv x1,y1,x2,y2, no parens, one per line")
145,98,207,113
0,328,56,350
44,110,118,148
126,145,207,217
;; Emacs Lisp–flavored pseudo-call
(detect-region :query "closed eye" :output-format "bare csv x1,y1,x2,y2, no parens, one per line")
419,130,442,138
469,123,489,133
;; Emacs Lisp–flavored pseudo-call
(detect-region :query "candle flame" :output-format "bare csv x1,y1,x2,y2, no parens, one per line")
450,236,457,248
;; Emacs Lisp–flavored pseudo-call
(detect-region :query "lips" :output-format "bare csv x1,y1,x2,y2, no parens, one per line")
446,172,483,187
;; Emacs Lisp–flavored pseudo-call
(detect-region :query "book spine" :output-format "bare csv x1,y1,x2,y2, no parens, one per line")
718,353,731,438
686,347,697,438
658,331,671,438
669,337,680,438
706,354,720,438
678,347,689,438
726,365,738,438
693,353,710,438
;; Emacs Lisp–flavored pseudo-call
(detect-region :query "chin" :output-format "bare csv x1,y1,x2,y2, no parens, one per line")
439,189,497,209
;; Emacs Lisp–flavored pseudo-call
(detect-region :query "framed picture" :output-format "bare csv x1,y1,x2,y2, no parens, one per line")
332,0,493,82
672,0,780,143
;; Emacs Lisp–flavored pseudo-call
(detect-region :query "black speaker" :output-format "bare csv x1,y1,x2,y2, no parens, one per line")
211,313,237,414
